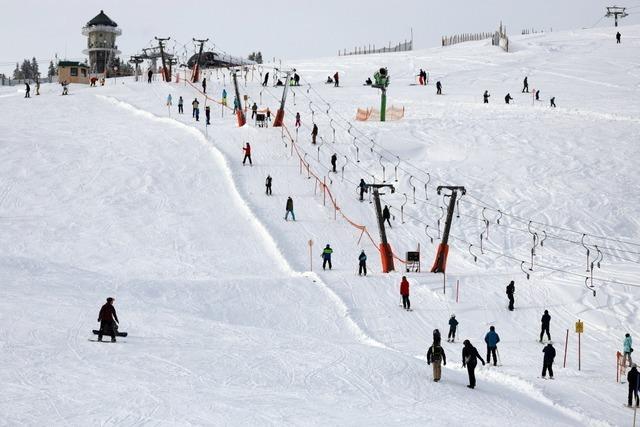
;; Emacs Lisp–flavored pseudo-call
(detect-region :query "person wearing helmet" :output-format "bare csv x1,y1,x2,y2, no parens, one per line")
322,244,333,270
448,314,459,342
358,250,367,276
97,297,119,342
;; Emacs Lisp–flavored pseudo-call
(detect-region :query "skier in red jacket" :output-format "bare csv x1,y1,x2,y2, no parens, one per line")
400,276,410,310
242,142,252,166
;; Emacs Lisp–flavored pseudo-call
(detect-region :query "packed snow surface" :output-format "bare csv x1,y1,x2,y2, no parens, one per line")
1,25,639,426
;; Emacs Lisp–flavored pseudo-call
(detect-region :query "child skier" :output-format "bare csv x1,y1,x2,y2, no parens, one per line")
448,314,458,342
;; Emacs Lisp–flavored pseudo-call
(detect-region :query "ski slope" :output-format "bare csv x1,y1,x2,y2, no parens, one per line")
1,25,639,426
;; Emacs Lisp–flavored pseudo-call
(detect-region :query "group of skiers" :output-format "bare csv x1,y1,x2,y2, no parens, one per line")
483,76,556,107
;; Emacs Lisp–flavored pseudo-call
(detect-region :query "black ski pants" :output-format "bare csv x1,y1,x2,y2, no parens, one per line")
402,295,410,310
243,154,252,165
467,361,477,388
98,320,116,341
487,346,498,366
323,258,332,270
358,261,367,276
629,385,639,407
266,184,272,195
542,361,554,378
178,104,183,114
540,325,551,342
384,217,392,228
508,294,514,311
448,326,456,340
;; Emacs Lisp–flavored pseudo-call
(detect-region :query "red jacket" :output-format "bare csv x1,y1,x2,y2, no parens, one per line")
400,279,409,296
243,145,251,155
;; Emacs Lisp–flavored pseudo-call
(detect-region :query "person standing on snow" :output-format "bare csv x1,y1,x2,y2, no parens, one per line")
358,250,367,276
535,90,540,101
321,244,333,270
295,112,301,128
400,276,410,310
382,205,392,227
333,72,339,87
262,72,269,87
628,364,639,407
550,97,556,108
35,80,40,96
427,341,447,382
242,142,252,166
331,153,337,173
265,175,272,195
617,32,622,44
436,81,442,95
166,93,172,107
222,89,228,106
97,297,119,342
623,333,633,367
506,280,515,311
448,314,459,342
462,340,485,389
483,90,490,103
418,69,425,85
285,196,295,221
311,123,318,145
540,310,551,342
192,98,200,121
358,179,367,201
504,93,513,104
251,102,258,119
147,69,153,83
24,82,30,98
205,105,211,125
484,326,500,366
522,76,529,93
202,77,207,94
178,96,184,114
542,342,556,379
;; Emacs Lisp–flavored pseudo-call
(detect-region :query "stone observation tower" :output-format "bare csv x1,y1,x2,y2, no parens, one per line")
82,10,122,75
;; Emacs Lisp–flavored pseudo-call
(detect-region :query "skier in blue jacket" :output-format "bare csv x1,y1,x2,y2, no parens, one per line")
447,314,459,342
485,326,500,366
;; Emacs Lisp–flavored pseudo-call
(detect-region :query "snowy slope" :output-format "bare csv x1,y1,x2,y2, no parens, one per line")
2,25,640,426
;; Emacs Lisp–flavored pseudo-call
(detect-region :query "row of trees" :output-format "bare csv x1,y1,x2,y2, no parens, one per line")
12,58,57,80
247,51,263,64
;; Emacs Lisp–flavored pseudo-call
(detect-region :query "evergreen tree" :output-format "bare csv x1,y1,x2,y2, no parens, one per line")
256,51,263,64
30,57,39,79
47,60,56,78
20,59,32,80
13,62,23,80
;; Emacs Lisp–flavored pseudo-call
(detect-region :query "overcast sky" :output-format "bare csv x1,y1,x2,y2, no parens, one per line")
1,0,639,75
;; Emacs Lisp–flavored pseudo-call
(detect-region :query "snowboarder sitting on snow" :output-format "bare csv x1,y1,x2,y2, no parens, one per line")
358,250,367,276
448,314,458,342
427,341,447,382
504,93,513,104
97,297,119,342
542,342,556,379
275,79,284,86
382,205,392,227
484,326,500,366
321,244,333,270
624,333,633,367
628,364,639,407
462,340,485,389
540,310,551,342
326,76,334,84
265,175,272,195
358,179,367,201
365,77,373,86
506,280,515,311
522,76,529,93
242,142,252,166
400,276,410,310
285,196,295,221
483,90,490,103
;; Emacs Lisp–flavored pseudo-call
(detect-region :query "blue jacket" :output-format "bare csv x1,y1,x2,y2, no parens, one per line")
485,330,500,347
624,336,633,353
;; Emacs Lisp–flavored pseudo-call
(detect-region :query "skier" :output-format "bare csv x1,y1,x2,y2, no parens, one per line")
542,342,556,379
358,179,367,201
427,341,447,382
365,77,372,86
242,142,252,166
617,32,622,44
265,175,272,195
550,97,556,108
448,314,458,342
623,333,633,367
418,69,425,85
24,82,30,98
147,69,153,83
97,297,119,342
192,98,200,121
628,364,639,407
285,196,295,221
436,81,442,95
262,72,269,87
61,81,69,95
321,244,333,270
504,93,513,104
535,90,540,101
205,105,211,125
522,76,529,93
178,96,184,114
311,123,318,145
462,340,485,389
433,329,442,346
35,80,40,96
331,153,337,173
222,89,228,106
483,90,490,103
540,310,551,342
400,276,410,310
382,205,392,227
506,280,515,311
295,112,301,128
484,325,500,366
251,102,258,119
166,93,172,107
293,72,300,86
333,72,339,87
358,250,367,276
202,77,207,94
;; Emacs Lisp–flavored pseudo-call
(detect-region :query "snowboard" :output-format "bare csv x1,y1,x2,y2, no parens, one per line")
88,339,122,343
92,329,128,337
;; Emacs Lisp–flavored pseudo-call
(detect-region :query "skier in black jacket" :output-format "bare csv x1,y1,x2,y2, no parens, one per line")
506,280,515,311
542,343,556,379
448,314,458,342
436,81,442,95
540,310,551,342
628,364,639,407
382,205,392,227
462,340,485,389
522,76,529,93
262,72,269,87
97,297,119,342
331,153,337,173
505,93,513,104
358,179,367,201
265,175,272,195
358,250,367,276
483,90,490,103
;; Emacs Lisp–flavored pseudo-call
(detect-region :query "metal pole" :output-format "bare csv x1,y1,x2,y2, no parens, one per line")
456,280,460,303
563,329,569,368
578,323,581,371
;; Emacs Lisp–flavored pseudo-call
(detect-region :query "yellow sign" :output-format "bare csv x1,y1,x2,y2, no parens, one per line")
575,320,584,334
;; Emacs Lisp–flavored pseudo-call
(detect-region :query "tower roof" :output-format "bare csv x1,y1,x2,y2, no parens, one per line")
86,10,118,27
